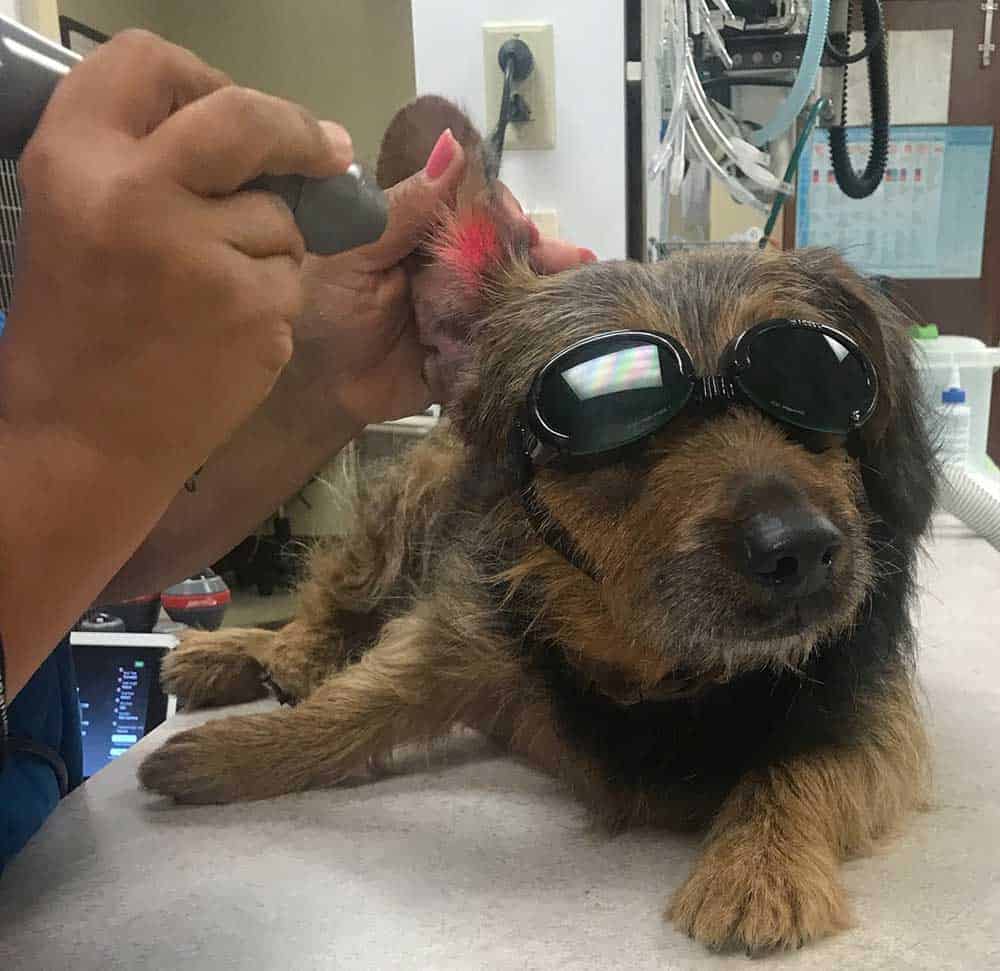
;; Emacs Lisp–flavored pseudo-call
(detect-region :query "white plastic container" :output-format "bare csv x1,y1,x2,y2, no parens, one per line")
912,329,1000,473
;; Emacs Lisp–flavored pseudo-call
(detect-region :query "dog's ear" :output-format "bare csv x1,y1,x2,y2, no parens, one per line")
376,96,535,404
797,250,936,541
376,94,489,198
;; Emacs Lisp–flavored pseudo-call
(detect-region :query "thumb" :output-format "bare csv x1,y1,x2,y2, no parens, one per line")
359,129,466,271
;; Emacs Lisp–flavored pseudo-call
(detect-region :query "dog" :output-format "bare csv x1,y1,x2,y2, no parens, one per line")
139,97,936,954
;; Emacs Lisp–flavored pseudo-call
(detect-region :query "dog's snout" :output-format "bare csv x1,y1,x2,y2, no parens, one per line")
740,510,842,598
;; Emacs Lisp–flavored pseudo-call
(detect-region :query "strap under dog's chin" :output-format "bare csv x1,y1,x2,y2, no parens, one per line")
518,481,602,582
508,427,602,583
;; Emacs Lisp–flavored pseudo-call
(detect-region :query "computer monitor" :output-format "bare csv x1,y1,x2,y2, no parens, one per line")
69,632,177,779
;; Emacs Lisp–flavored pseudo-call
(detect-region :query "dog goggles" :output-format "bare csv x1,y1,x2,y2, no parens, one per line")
517,319,879,468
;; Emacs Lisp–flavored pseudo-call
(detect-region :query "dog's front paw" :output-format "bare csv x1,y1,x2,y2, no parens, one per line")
668,838,851,953
161,630,269,709
138,714,291,804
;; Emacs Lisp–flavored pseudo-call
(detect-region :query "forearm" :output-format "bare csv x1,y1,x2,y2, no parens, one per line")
99,372,364,602
0,423,181,699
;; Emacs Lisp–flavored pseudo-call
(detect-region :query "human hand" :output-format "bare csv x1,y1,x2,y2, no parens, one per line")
292,129,466,427
0,30,352,483
296,129,597,428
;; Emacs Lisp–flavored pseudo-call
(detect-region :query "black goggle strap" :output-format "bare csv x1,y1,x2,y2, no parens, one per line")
845,428,865,459
511,423,602,583
691,375,739,412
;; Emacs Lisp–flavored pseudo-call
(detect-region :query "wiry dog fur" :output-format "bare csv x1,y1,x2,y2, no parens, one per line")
139,97,936,954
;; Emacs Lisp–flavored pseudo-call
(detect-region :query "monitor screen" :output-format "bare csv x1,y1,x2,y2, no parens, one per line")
71,636,173,778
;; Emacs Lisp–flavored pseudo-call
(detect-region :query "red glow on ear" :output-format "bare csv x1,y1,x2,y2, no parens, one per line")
434,211,502,289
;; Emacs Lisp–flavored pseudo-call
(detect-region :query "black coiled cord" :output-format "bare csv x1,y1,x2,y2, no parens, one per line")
825,0,885,65
828,0,890,200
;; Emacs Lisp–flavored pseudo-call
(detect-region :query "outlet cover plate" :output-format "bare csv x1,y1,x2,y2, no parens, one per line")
483,23,555,151
527,209,559,238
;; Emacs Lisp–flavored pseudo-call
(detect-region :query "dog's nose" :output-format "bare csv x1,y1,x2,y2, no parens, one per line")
740,510,842,597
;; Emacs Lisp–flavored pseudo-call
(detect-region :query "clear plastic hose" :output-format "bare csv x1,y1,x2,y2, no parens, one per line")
749,0,831,147
696,0,733,70
683,60,771,170
685,117,770,213
649,0,689,179
650,0,799,202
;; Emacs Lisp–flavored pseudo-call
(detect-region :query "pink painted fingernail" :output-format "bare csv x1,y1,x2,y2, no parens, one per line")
579,248,598,264
425,129,456,180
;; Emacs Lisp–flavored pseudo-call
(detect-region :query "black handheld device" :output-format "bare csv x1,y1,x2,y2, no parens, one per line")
0,14,388,255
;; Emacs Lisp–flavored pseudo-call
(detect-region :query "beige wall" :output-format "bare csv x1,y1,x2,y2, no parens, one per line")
55,0,169,37
17,0,63,38
709,182,783,244
58,0,416,164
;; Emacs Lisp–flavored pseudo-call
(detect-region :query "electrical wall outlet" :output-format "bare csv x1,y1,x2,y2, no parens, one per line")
483,23,555,151
527,209,559,238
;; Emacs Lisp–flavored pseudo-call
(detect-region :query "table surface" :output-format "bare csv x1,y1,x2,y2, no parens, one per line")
2,517,998,971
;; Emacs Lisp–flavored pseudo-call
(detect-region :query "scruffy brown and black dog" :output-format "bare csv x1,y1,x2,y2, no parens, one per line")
139,97,936,953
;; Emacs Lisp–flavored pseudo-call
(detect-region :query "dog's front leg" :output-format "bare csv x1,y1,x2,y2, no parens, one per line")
669,679,927,953
139,599,521,804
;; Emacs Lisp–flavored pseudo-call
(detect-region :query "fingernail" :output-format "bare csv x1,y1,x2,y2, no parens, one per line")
320,120,353,165
425,128,456,180
579,248,598,264
525,218,541,247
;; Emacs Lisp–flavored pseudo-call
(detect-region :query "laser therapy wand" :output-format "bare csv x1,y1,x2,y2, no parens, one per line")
0,14,388,256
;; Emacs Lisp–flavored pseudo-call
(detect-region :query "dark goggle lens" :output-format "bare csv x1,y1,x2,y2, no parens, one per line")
735,325,876,435
535,336,692,455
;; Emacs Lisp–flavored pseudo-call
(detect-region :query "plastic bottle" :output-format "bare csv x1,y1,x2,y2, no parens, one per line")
935,365,971,466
